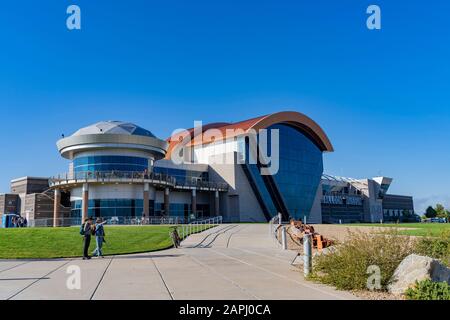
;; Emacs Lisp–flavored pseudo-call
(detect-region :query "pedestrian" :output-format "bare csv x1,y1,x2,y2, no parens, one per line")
12,216,18,228
92,218,106,258
80,217,94,260
170,227,181,248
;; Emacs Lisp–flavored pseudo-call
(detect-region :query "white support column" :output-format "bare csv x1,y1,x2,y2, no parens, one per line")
281,226,287,250
82,183,89,223
143,183,150,220
53,188,61,228
303,234,313,277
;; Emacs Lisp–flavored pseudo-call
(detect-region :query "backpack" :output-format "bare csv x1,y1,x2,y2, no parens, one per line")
79,223,85,236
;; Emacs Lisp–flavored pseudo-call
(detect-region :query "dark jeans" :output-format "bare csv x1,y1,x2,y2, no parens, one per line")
83,235,91,258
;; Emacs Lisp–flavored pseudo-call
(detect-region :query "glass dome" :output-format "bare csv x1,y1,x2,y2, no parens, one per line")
72,121,156,138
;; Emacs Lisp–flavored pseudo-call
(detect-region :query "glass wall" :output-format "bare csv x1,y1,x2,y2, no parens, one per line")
71,200,210,220
243,124,324,220
73,156,149,173
71,199,147,218
269,124,323,220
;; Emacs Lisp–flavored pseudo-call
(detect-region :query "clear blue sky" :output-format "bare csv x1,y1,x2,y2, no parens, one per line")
0,0,449,213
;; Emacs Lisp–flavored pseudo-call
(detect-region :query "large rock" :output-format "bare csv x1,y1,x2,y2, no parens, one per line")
388,254,450,295
313,246,338,258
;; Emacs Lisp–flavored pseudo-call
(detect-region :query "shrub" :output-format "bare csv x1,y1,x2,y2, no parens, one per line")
310,229,414,291
414,230,450,266
405,280,450,300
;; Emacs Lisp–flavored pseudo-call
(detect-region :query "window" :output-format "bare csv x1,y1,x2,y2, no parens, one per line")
73,156,149,173
245,124,324,220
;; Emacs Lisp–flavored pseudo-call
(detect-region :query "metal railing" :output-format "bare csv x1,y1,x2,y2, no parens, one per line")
28,217,81,228
269,213,282,244
50,171,176,185
179,216,223,239
107,216,187,225
27,216,223,228
49,171,228,191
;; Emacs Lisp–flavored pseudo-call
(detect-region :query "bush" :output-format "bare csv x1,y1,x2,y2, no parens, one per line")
414,230,450,266
405,280,450,300
310,229,414,291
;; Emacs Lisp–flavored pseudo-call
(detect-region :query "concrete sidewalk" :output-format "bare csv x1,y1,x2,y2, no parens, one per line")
0,224,358,300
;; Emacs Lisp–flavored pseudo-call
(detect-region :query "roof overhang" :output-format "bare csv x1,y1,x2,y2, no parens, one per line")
165,111,334,159
244,111,334,152
57,134,169,160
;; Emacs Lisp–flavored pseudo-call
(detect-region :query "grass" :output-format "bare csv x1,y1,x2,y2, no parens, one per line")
342,223,450,237
405,280,450,300
414,230,450,266
0,225,209,259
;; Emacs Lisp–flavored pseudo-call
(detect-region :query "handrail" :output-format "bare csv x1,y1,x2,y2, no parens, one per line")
269,213,282,246
180,216,223,238
28,216,223,228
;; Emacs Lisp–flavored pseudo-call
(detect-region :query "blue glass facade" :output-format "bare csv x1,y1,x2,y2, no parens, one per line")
73,156,149,173
244,124,324,220
71,199,146,218
269,124,323,220
71,199,210,219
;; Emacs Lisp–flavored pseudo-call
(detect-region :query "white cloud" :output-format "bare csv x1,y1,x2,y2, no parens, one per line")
414,194,450,214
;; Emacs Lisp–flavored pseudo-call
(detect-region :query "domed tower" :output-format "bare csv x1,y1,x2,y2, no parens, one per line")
51,121,169,226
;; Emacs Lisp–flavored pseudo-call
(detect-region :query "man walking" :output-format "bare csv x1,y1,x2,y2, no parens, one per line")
92,218,106,258
81,217,94,260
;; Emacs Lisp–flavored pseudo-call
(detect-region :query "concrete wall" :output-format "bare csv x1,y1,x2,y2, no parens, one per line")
207,152,265,222
10,177,49,215
309,182,323,224
70,184,153,201
24,193,70,221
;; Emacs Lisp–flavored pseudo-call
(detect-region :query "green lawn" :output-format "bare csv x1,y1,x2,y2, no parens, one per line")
343,223,450,237
0,225,206,259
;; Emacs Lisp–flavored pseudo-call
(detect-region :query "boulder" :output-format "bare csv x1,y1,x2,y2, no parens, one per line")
388,254,450,295
313,246,338,258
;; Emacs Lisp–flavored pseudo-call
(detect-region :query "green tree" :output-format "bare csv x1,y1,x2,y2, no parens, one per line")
425,206,437,218
436,204,447,218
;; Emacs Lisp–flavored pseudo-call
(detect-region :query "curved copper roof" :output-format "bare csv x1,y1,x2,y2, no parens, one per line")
166,111,334,159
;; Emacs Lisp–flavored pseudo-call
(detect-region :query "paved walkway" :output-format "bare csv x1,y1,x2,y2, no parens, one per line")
0,224,358,300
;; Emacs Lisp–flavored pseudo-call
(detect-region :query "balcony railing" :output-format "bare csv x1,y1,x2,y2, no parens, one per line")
26,215,224,228
49,171,228,191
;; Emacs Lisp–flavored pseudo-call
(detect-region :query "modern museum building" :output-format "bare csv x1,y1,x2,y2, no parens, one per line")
0,111,415,226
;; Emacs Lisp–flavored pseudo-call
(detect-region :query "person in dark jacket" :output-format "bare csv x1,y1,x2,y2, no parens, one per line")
82,218,94,260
